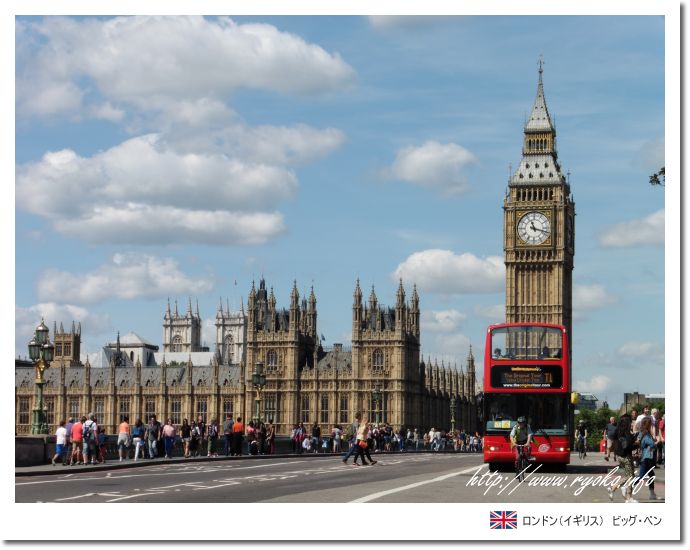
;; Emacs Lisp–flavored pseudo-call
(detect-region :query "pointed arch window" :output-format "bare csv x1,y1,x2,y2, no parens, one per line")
171,335,183,352
372,349,384,374
266,349,278,373
224,334,234,364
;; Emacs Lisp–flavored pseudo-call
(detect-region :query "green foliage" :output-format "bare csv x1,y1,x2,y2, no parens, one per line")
649,166,665,186
575,407,615,451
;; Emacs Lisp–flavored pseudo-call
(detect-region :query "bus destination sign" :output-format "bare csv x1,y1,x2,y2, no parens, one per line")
491,365,562,389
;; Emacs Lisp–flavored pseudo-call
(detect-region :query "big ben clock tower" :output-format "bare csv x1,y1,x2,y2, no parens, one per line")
504,61,575,340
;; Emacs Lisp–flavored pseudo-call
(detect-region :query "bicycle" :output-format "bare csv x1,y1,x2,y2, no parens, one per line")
577,436,587,459
514,444,532,482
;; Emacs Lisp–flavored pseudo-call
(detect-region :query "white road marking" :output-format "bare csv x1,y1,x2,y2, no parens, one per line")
16,460,307,486
349,464,481,503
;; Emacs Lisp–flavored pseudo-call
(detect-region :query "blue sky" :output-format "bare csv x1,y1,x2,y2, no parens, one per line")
14,15,666,407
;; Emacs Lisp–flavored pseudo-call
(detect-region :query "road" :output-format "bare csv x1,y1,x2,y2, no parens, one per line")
15,452,665,503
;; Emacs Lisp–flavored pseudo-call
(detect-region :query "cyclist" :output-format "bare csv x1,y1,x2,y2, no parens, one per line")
510,416,533,473
575,420,588,458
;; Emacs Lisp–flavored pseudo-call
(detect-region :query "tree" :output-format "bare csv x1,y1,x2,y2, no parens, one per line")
649,166,665,186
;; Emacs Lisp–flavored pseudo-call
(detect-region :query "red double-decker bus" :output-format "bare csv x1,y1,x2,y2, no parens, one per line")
482,322,571,470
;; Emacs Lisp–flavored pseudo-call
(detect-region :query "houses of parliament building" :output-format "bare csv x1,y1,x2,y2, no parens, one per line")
16,63,574,438
15,279,478,436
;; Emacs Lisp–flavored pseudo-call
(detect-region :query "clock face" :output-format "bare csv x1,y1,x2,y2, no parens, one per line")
517,212,551,245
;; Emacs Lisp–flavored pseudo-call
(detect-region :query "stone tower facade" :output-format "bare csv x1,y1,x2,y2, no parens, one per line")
162,298,207,353
215,298,247,365
351,279,421,427
52,320,81,367
503,62,575,341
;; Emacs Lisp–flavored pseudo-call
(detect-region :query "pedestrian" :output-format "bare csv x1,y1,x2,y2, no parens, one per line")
311,422,321,453
341,412,362,464
63,417,74,465
290,424,298,453
603,416,617,462
258,422,267,455
52,419,68,466
162,418,176,458
196,415,207,452
222,414,234,456
607,414,637,503
302,434,312,453
638,417,658,500
180,419,192,458
413,428,420,451
131,418,146,460
146,415,161,459
246,421,257,455
352,421,374,466
70,416,83,465
117,416,131,461
657,414,665,466
232,416,245,456
296,423,306,454
331,425,342,454
190,421,202,457
97,426,108,463
207,418,219,457
82,413,98,465
266,420,276,455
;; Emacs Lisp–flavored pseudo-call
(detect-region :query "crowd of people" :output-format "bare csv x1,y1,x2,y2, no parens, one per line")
287,421,483,455
51,412,478,465
603,406,665,503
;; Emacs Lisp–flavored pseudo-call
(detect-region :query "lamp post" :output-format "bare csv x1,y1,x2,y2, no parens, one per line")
252,362,266,424
372,384,382,425
28,319,54,435
450,396,457,433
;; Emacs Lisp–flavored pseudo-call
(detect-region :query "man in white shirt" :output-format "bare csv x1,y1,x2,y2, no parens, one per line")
52,420,68,466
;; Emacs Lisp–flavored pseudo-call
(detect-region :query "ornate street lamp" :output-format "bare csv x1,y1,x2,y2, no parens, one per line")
372,384,382,425
252,361,266,424
28,319,54,434
450,396,457,433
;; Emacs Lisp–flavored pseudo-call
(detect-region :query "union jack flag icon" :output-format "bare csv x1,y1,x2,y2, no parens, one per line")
490,510,518,529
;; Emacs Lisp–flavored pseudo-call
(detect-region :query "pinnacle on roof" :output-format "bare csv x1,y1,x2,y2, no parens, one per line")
396,278,405,306
525,56,554,133
354,278,362,303
369,285,377,306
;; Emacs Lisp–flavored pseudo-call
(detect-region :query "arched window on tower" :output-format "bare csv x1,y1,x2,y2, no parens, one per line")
266,349,278,373
171,335,183,352
224,334,234,364
372,349,384,374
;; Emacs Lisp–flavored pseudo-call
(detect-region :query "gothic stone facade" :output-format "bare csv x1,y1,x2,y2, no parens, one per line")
15,280,477,436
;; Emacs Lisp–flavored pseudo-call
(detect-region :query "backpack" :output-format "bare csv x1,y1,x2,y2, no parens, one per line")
82,421,95,442
208,424,218,438
345,423,356,441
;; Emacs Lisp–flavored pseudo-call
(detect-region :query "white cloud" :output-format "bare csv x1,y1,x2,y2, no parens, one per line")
573,284,617,319
618,341,665,364
425,333,471,366
599,209,664,248
421,309,467,333
17,16,355,119
574,375,611,394
15,303,112,358
385,141,478,196
37,253,215,304
473,304,505,322
15,135,294,245
367,15,448,30
393,249,504,294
